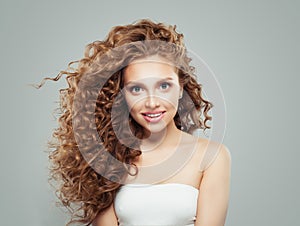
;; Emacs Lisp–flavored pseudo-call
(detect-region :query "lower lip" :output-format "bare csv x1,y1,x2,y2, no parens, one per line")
142,112,165,123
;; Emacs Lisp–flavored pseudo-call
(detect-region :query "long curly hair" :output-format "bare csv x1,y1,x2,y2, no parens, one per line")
36,19,213,225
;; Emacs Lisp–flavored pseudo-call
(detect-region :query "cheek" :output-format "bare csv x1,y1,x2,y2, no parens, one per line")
124,95,140,112
168,97,180,110
164,95,178,104
124,97,134,111
161,89,180,106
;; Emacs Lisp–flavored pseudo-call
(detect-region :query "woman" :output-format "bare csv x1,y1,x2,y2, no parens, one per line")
37,19,231,226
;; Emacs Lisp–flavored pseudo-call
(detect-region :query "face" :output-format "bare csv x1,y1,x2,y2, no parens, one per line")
123,56,183,135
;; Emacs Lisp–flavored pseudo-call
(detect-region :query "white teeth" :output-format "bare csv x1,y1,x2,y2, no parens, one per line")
146,113,162,118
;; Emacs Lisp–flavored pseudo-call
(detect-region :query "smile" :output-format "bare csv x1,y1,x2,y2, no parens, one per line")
141,111,166,122
144,113,162,118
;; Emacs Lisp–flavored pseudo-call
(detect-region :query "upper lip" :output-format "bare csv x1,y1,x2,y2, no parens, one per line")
141,111,165,115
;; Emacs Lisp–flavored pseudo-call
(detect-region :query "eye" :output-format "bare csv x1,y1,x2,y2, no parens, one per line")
159,82,171,90
130,86,143,93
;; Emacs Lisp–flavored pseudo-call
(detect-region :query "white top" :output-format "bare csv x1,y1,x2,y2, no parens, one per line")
114,183,199,226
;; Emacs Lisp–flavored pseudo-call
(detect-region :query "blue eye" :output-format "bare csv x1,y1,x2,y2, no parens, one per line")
160,82,170,90
131,86,142,93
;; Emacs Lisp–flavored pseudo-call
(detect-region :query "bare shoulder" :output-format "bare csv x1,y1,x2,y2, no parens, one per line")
195,139,231,226
207,142,231,170
195,137,231,172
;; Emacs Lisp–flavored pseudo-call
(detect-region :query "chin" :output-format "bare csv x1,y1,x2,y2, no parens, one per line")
143,125,167,135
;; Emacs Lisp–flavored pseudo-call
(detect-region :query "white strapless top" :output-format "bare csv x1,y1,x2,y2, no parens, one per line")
114,183,199,226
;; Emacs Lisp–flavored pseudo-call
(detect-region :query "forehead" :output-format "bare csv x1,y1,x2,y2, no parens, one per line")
123,56,178,83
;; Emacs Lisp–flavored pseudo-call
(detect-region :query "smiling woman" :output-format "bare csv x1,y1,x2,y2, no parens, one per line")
36,19,231,226
123,56,182,136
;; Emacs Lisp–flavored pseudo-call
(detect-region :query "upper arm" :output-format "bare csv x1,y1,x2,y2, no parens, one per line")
92,202,119,226
195,144,231,226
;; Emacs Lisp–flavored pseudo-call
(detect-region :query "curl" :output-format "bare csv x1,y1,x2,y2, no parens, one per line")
35,19,213,225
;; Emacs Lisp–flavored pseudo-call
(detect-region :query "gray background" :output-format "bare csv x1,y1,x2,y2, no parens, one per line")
1,0,299,225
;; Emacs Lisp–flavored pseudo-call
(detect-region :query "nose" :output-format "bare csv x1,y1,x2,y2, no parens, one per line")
145,94,160,109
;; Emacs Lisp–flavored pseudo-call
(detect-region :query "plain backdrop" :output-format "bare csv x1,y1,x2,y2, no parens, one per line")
1,0,299,225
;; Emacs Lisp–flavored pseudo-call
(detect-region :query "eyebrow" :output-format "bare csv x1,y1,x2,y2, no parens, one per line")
124,77,175,86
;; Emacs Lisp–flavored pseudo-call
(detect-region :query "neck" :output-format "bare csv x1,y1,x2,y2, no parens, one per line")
140,121,181,152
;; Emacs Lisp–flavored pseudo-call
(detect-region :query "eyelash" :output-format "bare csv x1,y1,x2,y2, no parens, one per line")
128,82,172,94
159,82,171,90
130,86,143,93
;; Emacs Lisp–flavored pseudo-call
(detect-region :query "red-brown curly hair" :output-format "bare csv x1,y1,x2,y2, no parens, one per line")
36,19,213,225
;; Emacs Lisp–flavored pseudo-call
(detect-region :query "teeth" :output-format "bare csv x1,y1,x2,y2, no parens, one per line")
146,113,162,118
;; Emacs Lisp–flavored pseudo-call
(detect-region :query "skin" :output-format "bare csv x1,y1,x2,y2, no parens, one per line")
123,55,183,153
93,56,231,226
